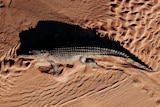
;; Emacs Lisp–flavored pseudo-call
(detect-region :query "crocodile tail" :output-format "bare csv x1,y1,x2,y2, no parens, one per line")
126,58,153,72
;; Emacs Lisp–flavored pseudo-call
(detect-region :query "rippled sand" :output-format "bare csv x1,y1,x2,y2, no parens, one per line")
0,0,160,107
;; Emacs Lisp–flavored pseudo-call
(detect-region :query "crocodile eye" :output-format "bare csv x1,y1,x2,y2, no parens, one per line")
25,62,30,66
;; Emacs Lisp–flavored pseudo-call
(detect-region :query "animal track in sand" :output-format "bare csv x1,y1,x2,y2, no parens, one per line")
0,0,160,106
0,44,35,97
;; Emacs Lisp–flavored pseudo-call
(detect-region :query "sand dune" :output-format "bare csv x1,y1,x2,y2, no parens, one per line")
0,0,160,107
1,52,160,106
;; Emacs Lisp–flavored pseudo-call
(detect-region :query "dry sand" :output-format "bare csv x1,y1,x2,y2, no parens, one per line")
0,0,160,107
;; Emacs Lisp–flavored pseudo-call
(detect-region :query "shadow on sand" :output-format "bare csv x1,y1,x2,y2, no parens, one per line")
17,21,125,54
16,20,152,71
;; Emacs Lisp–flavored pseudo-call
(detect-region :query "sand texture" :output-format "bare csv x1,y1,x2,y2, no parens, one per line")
0,0,160,107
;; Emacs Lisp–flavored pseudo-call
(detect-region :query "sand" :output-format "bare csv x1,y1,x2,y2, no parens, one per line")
0,0,160,107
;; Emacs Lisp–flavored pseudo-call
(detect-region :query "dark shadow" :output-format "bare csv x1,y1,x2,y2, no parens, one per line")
17,20,152,71
17,21,125,54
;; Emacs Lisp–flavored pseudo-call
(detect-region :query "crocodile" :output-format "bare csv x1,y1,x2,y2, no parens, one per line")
18,46,153,72
17,21,153,72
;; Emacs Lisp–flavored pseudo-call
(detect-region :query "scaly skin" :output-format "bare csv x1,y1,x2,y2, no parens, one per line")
18,46,153,72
